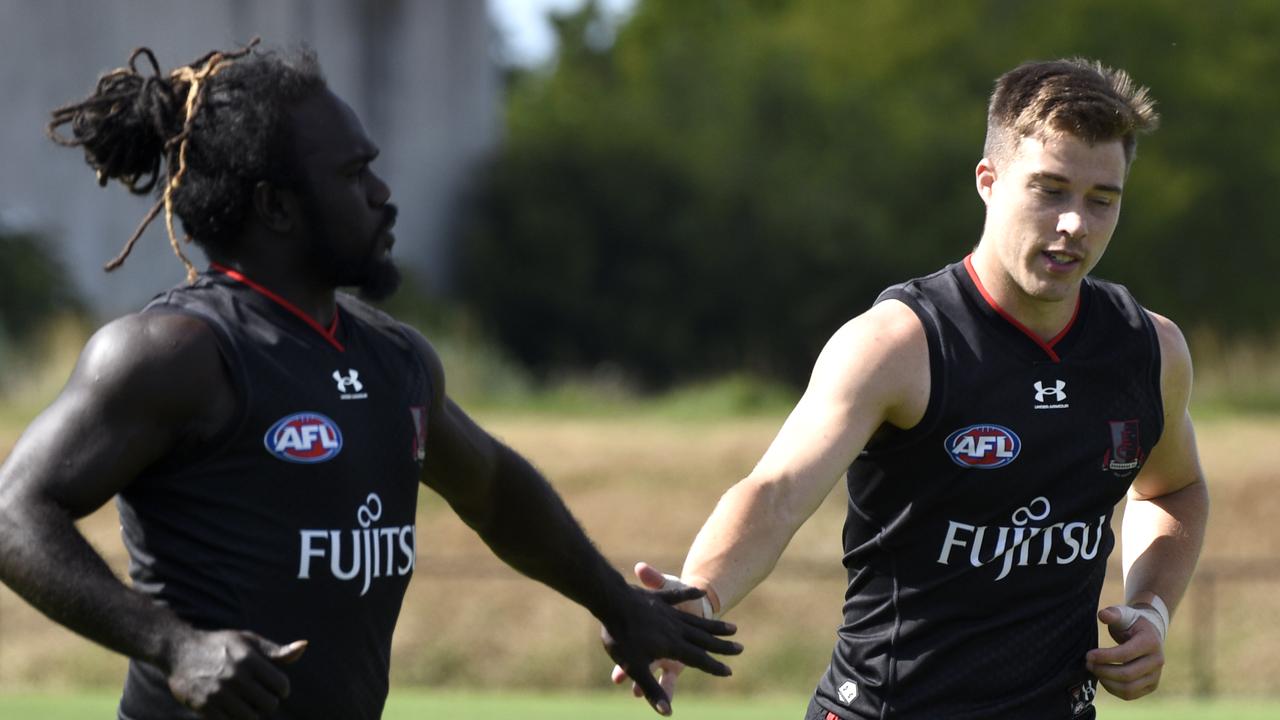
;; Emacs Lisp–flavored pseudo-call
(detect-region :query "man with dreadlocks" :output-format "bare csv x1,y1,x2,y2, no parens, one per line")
0,42,740,720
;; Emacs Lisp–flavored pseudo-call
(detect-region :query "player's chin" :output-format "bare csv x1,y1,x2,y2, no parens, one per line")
355,258,402,302
1022,273,1079,301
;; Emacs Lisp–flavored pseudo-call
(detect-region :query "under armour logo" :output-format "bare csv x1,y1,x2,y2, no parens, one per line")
1033,379,1067,403
1069,678,1097,716
333,369,363,393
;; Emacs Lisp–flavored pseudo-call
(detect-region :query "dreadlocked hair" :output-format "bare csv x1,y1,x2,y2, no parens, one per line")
47,39,327,281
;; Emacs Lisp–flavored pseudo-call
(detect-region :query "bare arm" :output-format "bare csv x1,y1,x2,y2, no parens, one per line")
423,396,639,620
680,300,930,613
0,312,302,716
0,313,218,664
1121,314,1209,613
1087,311,1209,700
401,326,740,715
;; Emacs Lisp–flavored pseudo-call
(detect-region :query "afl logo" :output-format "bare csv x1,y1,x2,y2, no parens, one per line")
265,412,343,463
945,424,1021,469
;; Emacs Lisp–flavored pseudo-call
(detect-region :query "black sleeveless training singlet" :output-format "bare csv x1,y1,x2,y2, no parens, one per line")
811,257,1163,720
116,267,431,720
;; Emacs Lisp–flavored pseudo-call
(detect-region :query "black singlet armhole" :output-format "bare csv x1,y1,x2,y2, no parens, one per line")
860,287,946,456
138,305,251,469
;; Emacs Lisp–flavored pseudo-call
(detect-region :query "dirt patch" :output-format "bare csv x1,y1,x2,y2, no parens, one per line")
0,414,1275,694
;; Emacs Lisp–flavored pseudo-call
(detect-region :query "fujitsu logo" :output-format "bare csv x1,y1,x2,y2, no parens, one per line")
297,493,416,596
936,496,1106,581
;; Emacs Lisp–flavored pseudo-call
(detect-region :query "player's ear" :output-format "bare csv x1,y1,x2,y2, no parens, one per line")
976,157,997,205
252,180,298,234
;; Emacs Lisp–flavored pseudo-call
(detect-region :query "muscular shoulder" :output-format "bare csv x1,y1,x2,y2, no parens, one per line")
74,311,231,423
1,312,234,512
843,298,925,346
819,300,924,375
813,299,929,430
1144,310,1193,416
393,322,447,408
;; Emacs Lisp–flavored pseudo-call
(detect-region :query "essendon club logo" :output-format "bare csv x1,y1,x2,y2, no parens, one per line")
409,406,427,462
1102,419,1143,477
944,424,1021,469
264,412,344,463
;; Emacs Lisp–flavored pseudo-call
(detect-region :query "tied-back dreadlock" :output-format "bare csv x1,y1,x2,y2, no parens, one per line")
49,39,259,282
47,39,327,282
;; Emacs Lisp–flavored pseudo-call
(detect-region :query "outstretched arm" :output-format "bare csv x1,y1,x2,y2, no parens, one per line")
0,313,305,718
680,300,929,614
405,327,740,716
610,300,929,702
1088,312,1209,700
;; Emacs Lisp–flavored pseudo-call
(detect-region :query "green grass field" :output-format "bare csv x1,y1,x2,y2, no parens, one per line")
0,690,1277,719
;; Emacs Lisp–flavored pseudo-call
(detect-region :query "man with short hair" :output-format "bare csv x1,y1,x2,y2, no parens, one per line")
615,58,1208,719
0,42,739,719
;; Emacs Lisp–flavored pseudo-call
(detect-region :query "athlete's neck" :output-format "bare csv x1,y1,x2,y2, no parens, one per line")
965,251,1081,342
210,260,337,328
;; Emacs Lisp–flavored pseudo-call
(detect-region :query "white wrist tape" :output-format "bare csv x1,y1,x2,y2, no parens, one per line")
1115,594,1170,642
661,573,716,620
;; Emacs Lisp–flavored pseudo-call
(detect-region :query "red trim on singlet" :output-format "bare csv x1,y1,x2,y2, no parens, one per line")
962,254,1079,363
209,263,345,352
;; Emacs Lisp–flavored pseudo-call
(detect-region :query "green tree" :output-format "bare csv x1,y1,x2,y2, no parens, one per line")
0,227,83,348
460,0,1279,387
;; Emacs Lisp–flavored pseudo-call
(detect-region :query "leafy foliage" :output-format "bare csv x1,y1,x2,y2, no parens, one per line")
0,227,83,347
460,0,1280,387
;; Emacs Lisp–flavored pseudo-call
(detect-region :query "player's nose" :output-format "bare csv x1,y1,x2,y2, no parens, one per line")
367,169,391,207
1057,210,1086,239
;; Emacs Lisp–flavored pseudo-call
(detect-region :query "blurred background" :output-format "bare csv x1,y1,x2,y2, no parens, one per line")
1,0,1278,713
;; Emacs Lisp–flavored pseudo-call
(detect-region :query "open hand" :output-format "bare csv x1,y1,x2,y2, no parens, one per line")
610,563,698,703
166,629,307,718
600,563,741,716
1086,605,1164,700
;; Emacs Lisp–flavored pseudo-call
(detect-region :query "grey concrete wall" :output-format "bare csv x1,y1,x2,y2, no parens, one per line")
0,0,499,315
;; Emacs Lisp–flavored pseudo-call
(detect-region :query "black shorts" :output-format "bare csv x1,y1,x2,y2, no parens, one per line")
804,695,843,720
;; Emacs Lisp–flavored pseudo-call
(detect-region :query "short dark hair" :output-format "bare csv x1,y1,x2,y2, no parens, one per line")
48,41,327,277
984,58,1159,169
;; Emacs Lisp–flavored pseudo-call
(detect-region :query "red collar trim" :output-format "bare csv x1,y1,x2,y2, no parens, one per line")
962,254,1079,363
209,263,344,352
